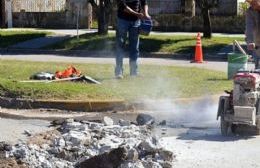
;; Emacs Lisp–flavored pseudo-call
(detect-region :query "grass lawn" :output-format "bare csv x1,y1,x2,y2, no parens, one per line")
0,29,51,48
46,32,244,55
0,60,231,101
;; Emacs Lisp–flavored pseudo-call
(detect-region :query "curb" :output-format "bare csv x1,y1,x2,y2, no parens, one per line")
0,109,90,120
0,95,220,113
0,97,129,112
0,48,227,61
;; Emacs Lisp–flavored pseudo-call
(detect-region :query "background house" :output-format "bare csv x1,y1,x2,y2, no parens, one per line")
1,0,247,33
149,0,245,16
148,0,246,33
2,0,92,28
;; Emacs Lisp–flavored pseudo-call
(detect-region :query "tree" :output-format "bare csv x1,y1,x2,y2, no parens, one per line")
0,0,5,28
89,0,113,35
185,0,195,17
196,0,219,38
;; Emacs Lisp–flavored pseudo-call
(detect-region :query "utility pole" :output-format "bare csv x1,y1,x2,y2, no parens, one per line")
6,0,12,28
76,5,80,40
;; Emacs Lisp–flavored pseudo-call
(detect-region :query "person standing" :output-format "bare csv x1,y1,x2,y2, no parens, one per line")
245,0,260,68
115,0,150,79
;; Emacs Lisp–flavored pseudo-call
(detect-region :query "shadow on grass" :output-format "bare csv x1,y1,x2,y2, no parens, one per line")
74,37,115,50
140,38,193,53
141,37,228,54
175,44,229,54
0,33,47,48
203,44,228,53
54,33,196,53
49,32,116,51
207,78,229,81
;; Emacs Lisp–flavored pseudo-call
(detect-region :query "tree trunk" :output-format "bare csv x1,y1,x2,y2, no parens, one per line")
181,0,185,13
201,8,212,38
87,3,92,29
185,0,195,17
89,0,111,35
98,0,109,35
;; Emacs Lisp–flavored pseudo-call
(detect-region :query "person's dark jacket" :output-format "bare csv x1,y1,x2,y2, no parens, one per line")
117,0,147,21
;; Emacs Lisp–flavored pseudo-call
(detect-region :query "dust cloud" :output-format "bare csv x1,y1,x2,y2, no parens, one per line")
139,97,219,128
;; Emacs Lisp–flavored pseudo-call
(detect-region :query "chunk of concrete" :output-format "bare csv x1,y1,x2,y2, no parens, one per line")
158,149,174,162
119,119,131,126
136,114,155,126
103,116,114,126
138,137,161,153
126,148,139,161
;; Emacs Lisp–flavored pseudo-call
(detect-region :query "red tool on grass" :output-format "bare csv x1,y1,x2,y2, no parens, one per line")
55,65,81,79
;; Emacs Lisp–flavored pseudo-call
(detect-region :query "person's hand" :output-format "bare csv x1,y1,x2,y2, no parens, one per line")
144,13,151,20
136,13,145,20
248,43,256,50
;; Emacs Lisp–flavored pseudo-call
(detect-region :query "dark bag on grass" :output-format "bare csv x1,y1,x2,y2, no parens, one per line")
30,72,55,80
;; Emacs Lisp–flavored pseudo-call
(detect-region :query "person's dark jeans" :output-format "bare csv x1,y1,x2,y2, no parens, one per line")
254,50,260,69
115,18,141,76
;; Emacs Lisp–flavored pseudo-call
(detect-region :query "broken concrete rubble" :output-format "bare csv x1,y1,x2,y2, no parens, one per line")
76,147,127,168
119,119,131,127
119,161,144,168
3,116,174,168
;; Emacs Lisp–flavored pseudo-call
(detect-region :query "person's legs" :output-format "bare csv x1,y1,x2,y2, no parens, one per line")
128,20,140,76
115,18,128,78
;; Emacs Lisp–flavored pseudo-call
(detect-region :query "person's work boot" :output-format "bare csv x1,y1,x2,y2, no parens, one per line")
115,74,123,79
130,61,138,76
115,67,123,79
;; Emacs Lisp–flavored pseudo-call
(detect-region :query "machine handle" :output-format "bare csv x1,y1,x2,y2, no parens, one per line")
233,40,247,55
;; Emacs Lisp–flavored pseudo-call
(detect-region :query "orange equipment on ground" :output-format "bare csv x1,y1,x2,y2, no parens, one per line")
192,32,204,63
55,65,81,79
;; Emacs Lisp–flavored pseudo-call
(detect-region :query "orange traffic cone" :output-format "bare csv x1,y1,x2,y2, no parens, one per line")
192,32,204,63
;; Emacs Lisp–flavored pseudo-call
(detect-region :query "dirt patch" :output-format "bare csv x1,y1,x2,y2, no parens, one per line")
27,129,61,146
0,158,27,168
0,142,28,168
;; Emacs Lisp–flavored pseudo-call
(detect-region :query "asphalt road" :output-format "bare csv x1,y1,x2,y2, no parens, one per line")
1,98,260,168
0,53,255,72
160,127,260,168
0,117,50,144
149,98,260,168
